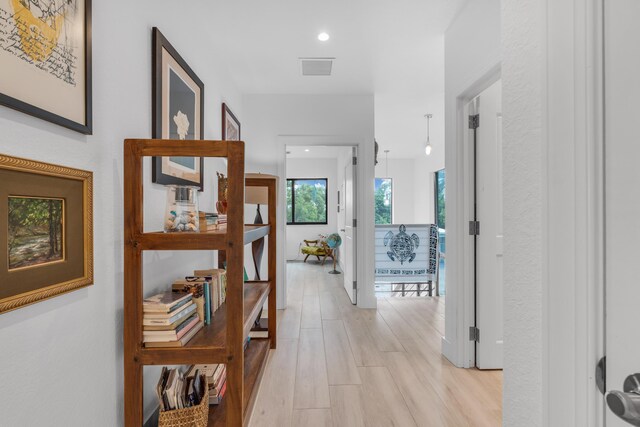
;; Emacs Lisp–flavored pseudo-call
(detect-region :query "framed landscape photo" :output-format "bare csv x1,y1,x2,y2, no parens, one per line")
0,0,93,134
152,27,205,191
0,154,93,314
222,103,240,141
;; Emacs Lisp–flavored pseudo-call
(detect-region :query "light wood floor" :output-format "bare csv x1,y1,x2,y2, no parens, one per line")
249,262,502,427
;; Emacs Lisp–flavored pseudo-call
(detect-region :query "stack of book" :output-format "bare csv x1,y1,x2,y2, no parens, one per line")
143,292,203,347
173,270,227,326
199,211,219,231
156,367,206,412
187,364,227,405
217,214,227,227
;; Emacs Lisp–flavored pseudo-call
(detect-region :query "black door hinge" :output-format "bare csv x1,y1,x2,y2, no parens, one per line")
469,220,480,236
469,326,480,342
469,114,480,130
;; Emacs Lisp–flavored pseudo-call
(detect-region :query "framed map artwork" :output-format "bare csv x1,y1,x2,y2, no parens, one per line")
0,0,92,134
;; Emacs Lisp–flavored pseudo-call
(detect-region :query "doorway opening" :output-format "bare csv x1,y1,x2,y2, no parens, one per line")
284,145,358,305
373,143,444,299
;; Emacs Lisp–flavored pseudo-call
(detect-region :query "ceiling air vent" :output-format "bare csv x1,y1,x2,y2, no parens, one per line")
299,57,334,76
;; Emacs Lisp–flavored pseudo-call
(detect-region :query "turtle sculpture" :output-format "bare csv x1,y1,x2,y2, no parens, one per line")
383,224,420,265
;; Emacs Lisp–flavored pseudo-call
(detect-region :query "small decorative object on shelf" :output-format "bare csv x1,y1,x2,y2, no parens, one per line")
216,172,228,214
164,185,199,232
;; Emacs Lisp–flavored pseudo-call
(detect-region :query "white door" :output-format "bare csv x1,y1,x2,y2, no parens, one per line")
604,2,640,425
343,148,357,304
473,80,503,369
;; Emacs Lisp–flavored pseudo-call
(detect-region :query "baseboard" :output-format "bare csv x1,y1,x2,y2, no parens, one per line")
143,407,159,427
441,336,458,366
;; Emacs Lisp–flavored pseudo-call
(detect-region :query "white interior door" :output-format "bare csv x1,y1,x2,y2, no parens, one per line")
473,80,503,370
604,2,640,425
343,148,357,304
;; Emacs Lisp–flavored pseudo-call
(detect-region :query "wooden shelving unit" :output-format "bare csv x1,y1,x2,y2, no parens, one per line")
123,139,277,426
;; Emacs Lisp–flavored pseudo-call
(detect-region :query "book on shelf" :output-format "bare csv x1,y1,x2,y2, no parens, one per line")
143,291,192,313
143,314,199,342
209,380,227,405
143,310,195,331
143,300,194,319
203,281,211,325
144,321,203,348
157,368,205,412
186,363,227,405
143,303,196,326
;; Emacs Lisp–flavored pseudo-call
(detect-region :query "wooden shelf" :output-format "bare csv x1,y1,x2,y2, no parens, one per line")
140,282,270,365
136,225,270,251
243,225,270,245
124,139,277,426
207,339,270,427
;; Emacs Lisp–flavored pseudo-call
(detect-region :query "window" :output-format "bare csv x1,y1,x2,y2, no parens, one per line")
286,178,328,225
435,169,445,229
374,178,392,224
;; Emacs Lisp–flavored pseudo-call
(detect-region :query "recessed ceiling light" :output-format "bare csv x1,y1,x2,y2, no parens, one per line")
318,32,330,42
305,149,310,152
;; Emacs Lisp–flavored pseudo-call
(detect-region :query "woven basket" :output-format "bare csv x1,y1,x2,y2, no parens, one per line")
158,381,209,427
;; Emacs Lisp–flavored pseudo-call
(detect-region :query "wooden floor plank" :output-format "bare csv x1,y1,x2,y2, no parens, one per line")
329,386,366,427
294,329,331,409
248,339,298,427
358,308,405,352
342,315,385,366
292,409,334,427
322,320,362,385
301,295,322,329
319,292,342,320
383,351,467,426
359,366,417,427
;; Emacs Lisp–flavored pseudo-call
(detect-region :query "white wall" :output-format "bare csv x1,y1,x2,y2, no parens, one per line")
0,2,242,425
285,158,338,260
502,0,544,424
242,94,376,308
443,0,501,367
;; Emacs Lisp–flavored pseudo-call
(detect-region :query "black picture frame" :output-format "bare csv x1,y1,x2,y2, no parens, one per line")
222,102,241,141
152,27,205,191
0,0,93,134
286,178,329,225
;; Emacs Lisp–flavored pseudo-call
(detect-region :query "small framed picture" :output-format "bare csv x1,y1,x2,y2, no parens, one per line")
152,27,205,191
0,0,93,134
222,103,241,141
0,154,93,314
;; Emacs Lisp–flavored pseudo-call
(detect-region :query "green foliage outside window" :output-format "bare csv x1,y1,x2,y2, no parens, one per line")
375,178,392,224
435,170,445,229
286,179,327,224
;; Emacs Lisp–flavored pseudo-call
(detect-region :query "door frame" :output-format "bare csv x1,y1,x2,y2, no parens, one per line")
452,66,501,369
543,0,604,424
277,135,376,309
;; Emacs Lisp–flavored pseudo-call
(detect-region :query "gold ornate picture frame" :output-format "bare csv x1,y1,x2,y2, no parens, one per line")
0,154,93,314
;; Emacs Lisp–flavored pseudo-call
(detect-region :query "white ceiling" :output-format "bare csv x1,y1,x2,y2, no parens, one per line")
210,0,467,158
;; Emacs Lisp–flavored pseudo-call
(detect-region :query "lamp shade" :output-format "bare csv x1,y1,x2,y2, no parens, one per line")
245,186,269,205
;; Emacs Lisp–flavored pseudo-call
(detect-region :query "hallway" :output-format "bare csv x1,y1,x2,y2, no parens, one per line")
249,262,502,426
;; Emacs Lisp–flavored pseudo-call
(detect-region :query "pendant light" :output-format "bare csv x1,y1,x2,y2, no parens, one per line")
424,114,433,156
